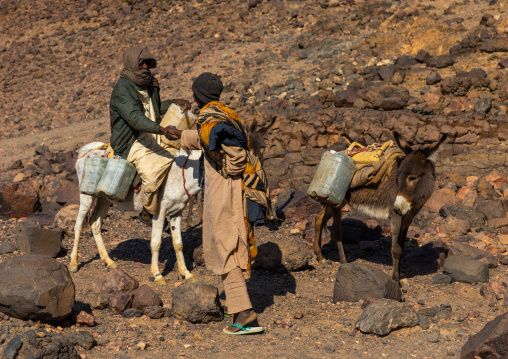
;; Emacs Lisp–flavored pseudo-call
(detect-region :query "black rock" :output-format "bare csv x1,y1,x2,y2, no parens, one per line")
4,330,79,359
333,263,402,303
0,242,17,255
122,308,142,318
439,204,486,228
68,330,95,350
432,273,452,284
426,55,455,68
442,255,489,284
415,49,430,63
426,72,442,85
474,98,492,114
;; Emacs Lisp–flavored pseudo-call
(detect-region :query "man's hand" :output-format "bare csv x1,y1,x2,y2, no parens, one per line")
173,99,191,113
160,125,183,140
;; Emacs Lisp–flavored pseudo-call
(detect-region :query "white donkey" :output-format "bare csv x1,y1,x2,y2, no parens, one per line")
69,142,202,285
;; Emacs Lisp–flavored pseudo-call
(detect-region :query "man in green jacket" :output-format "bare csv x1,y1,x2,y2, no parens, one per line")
110,46,190,221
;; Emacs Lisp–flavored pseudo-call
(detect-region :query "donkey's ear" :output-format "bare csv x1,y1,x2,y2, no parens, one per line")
254,116,276,136
392,131,413,155
422,133,448,161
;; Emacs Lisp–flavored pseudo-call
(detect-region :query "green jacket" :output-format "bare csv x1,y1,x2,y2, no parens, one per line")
109,77,172,159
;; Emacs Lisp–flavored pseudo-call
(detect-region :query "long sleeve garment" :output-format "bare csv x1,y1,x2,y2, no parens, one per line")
109,77,172,159
181,130,249,275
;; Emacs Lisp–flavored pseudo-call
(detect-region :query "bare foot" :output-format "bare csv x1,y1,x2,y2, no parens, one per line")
224,309,257,333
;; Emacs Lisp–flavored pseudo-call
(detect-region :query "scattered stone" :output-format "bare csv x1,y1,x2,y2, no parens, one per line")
426,72,442,85
92,269,139,295
109,292,133,315
3,329,79,359
333,263,401,303
460,311,508,358
0,254,74,321
0,182,41,219
474,98,492,114
442,256,489,284
448,240,498,268
427,332,440,343
15,222,62,257
68,330,95,350
355,298,419,336
439,204,486,228
0,242,17,255
131,284,163,310
72,310,95,327
432,273,453,284
142,306,166,319
122,308,142,318
418,315,430,330
256,241,312,272
172,282,223,324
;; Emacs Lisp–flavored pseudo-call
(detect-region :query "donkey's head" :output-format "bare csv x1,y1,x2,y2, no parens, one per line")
391,131,447,216
246,117,275,164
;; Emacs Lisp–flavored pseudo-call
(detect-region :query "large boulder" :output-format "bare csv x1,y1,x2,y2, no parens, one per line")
0,182,41,220
460,311,508,358
54,204,80,236
448,240,498,268
172,282,223,324
15,222,63,258
256,241,312,272
3,329,80,359
333,263,401,303
0,255,75,321
355,298,419,336
442,255,489,284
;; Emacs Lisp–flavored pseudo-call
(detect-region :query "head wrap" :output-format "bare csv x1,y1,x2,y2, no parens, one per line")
120,47,159,89
192,72,223,105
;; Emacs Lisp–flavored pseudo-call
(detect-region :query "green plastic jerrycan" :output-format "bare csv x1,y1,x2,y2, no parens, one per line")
79,156,109,196
96,157,137,202
307,150,357,207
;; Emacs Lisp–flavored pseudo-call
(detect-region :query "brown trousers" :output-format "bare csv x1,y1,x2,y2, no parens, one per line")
221,267,252,314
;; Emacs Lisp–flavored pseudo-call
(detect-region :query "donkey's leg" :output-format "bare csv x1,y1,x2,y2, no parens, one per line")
185,196,196,230
69,194,94,273
390,215,411,282
314,206,333,262
90,197,116,270
170,213,196,283
332,207,347,263
150,210,167,285
197,191,204,224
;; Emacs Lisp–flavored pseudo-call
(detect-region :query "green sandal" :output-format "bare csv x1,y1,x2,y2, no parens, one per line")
223,323,264,335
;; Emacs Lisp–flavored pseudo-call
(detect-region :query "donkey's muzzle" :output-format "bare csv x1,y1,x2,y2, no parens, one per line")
394,195,411,216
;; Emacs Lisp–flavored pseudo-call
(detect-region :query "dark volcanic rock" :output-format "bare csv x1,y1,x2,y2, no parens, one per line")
333,263,402,303
0,255,75,321
426,55,455,68
460,311,508,358
131,284,163,310
15,222,62,257
442,255,489,284
426,72,442,85
415,49,430,63
92,269,139,295
448,240,498,268
432,273,453,284
355,298,419,336
109,292,133,315
172,282,223,324
4,329,80,359
334,89,361,108
68,330,95,350
0,242,17,255
257,241,312,272
439,204,486,228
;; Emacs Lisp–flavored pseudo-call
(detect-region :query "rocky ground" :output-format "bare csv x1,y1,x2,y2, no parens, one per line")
1,0,508,358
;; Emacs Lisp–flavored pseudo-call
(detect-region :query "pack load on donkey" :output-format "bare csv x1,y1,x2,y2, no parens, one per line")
78,104,198,201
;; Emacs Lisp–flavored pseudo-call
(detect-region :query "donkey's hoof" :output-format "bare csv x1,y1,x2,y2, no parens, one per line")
154,276,167,286
186,275,198,284
107,262,117,270
317,258,326,264
69,264,78,273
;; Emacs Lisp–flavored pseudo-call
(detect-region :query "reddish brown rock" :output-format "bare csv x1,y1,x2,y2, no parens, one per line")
424,188,459,213
0,182,41,219
460,311,508,358
131,284,163,310
92,269,139,295
72,310,95,327
109,292,133,315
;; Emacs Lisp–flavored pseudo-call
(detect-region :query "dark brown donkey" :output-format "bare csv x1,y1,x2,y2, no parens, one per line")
314,131,447,282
